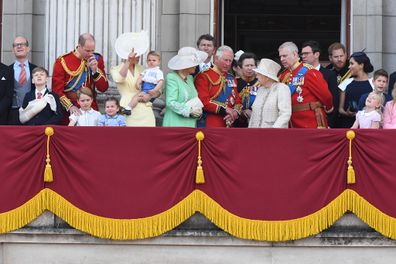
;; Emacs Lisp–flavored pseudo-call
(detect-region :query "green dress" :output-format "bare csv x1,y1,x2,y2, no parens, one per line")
163,72,198,127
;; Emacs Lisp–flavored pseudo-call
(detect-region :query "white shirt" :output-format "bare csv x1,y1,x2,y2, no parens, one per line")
141,67,164,84
69,108,101,126
35,88,47,99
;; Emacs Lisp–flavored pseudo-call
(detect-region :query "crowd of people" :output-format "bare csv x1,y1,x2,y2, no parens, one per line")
1,32,396,129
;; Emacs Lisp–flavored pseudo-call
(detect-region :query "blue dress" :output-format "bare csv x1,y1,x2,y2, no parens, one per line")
342,80,373,127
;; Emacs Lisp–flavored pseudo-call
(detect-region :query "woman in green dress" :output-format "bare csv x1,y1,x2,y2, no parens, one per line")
163,47,207,127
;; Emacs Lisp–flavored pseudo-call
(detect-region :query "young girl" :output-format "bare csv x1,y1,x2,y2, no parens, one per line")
98,97,126,126
383,85,396,128
351,92,383,129
68,87,101,126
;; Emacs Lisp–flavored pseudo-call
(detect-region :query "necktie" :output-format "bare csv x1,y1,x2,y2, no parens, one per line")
37,92,42,99
19,64,27,85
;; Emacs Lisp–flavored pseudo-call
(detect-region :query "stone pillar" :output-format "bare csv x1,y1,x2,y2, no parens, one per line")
352,0,383,72
383,0,396,73
2,0,34,64
159,0,211,73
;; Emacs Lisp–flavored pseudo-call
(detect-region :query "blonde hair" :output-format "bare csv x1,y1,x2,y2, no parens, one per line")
147,51,161,60
365,92,384,114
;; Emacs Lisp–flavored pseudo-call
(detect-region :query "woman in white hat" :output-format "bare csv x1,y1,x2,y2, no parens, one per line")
249,59,291,128
110,31,156,126
163,47,207,127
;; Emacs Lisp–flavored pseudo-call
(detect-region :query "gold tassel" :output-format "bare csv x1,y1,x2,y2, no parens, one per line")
44,127,54,182
346,130,356,184
195,131,205,184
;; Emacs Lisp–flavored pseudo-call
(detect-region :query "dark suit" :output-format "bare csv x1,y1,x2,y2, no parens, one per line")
389,71,396,96
0,63,13,125
319,66,340,128
21,89,63,125
8,62,37,125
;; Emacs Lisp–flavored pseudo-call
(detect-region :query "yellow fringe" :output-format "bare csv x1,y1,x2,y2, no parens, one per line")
0,190,46,233
1,189,396,241
195,190,349,241
346,189,396,240
43,189,197,240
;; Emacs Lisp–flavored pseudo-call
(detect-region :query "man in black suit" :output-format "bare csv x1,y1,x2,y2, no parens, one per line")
301,40,339,127
8,36,37,125
193,34,216,76
0,62,13,125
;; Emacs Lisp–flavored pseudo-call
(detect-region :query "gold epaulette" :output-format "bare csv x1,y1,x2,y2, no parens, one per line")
202,71,223,86
59,52,86,77
59,95,73,110
303,63,314,69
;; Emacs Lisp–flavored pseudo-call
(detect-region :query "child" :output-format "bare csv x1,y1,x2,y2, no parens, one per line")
98,97,126,126
351,92,383,129
358,69,392,110
19,67,62,125
125,51,164,112
68,87,101,126
383,84,396,128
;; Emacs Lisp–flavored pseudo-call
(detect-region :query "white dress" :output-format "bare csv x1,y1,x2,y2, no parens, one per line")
249,82,291,128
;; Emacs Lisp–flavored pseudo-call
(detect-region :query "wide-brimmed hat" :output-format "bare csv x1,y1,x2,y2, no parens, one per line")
253,58,281,82
168,47,208,70
115,31,149,59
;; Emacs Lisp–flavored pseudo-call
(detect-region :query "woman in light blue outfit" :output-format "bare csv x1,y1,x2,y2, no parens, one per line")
163,47,207,127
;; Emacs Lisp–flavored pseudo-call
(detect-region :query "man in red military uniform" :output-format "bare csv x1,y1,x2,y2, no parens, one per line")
194,45,242,127
52,33,108,123
278,42,333,128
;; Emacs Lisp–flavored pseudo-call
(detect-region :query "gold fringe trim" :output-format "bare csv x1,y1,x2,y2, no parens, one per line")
43,189,197,240
1,189,396,241
346,189,396,240
195,190,348,241
0,190,46,233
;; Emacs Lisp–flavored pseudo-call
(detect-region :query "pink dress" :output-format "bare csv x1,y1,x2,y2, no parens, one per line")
355,110,381,128
383,101,396,129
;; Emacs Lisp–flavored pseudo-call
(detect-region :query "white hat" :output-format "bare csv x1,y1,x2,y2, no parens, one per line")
115,31,149,59
234,50,244,61
253,58,281,82
168,47,208,70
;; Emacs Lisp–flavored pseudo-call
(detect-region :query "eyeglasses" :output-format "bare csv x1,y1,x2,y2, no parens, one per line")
12,43,28,48
300,52,313,57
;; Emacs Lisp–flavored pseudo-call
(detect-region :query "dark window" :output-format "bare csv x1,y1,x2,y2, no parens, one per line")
223,0,342,61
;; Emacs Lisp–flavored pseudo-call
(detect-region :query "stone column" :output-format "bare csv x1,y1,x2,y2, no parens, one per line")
383,0,396,73
352,0,383,72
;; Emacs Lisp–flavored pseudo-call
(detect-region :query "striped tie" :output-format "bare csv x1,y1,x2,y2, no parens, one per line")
19,64,27,85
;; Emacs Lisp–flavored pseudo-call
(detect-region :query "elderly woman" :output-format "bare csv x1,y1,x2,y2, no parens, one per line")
249,59,291,128
338,51,374,128
162,47,207,127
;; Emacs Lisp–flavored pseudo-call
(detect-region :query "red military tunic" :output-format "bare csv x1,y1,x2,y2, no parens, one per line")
279,62,333,128
194,66,242,127
52,51,108,111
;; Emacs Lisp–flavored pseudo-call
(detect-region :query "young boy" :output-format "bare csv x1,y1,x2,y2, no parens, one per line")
124,51,164,114
68,87,101,126
358,69,392,110
19,67,62,125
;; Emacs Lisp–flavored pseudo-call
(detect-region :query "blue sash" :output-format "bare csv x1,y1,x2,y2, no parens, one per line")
197,73,236,128
217,73,236,104
288,66,309,94
65,54,100,92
